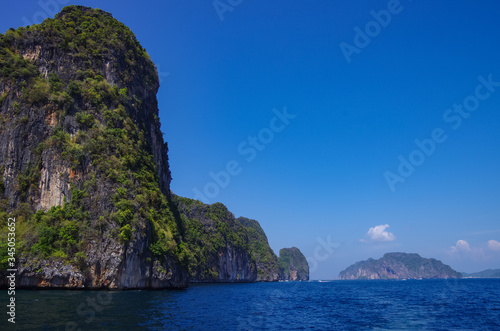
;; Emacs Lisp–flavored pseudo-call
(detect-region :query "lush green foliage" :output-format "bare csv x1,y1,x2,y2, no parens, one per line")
174,196,255,280
238,217,279,277
278,247,309,280
0,32,39,79
0,183,90,270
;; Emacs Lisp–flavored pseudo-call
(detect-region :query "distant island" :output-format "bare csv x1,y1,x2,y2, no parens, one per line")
462,269,500,278
339,252,462,280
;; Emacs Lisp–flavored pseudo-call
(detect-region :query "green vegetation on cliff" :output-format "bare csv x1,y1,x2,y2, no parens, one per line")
278,247,309,281
0,5,153,83
237,217,280,281
174,196,256,282
173,196,284,282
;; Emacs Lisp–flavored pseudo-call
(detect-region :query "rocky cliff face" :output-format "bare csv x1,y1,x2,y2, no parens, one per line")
0,6,187,289
173,196,286,283
237,217,281,281
178,196,281,282
174,196,256,282
278,247,309,281
339,252,462,280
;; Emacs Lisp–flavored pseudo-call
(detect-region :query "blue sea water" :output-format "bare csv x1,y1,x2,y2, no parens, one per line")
5,279,500,330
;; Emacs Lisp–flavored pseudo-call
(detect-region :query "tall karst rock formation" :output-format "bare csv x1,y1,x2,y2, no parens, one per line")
0,5,186,288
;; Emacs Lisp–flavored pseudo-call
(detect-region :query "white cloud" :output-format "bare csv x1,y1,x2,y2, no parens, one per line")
364,224,396,242
448,239,500,264
488,240,500,251
450,240,471,254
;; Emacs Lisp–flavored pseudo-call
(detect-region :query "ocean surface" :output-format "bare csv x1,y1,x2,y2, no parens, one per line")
5,279,500,330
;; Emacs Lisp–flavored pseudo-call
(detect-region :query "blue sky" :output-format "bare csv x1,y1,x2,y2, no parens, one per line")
2,0,500,279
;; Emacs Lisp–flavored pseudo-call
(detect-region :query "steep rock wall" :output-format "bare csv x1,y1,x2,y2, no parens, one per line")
278,247,309,281
0,6,186,289
174,196,257,282
237,217,281,282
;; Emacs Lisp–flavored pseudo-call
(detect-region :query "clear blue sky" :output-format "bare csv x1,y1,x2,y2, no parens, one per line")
2,0,500,279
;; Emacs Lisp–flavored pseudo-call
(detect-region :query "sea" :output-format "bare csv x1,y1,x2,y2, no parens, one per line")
4,279,500,330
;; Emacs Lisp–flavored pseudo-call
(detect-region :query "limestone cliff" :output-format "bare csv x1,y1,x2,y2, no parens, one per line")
175,196,271,282
0,6,186,289
339,252,462,280
278,247,309,281
237,217,281,281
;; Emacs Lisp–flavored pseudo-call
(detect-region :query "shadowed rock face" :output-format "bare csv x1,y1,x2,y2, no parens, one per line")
0,5,186,289
174,197,258,283
237,217,281,282
278,247,309,281
339,252,463,280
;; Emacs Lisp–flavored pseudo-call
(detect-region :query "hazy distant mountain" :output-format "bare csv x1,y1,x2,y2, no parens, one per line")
339,253,462,280
462,269,500,278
